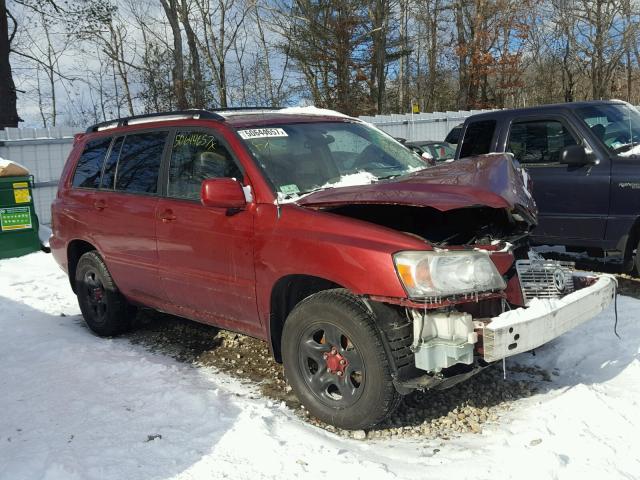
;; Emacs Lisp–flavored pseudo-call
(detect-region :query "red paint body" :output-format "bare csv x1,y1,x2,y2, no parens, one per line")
51,115,530,350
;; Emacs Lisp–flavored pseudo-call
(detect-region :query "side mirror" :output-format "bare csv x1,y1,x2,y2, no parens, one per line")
201,178,247,209
560,144,592,166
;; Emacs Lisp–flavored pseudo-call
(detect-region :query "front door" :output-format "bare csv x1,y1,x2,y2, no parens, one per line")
156,129,260,335
506,116,610,243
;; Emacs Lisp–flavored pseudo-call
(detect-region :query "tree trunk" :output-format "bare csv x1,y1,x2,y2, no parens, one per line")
160,0,188,109
179,0,204,108
0,0,20,128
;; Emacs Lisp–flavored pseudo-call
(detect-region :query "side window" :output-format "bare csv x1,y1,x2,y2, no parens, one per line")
459,120,496,158
168,131,242,200
115,131,168,194
508,120,577,164
100,136,124,189
72,137,112,188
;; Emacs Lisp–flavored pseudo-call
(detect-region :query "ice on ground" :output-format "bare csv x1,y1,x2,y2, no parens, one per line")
0,252,639,480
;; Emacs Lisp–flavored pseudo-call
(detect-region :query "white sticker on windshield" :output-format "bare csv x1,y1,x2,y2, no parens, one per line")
238,128,288,139
279,184,300,195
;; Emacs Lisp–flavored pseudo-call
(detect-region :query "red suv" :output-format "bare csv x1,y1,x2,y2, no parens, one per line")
51,108,615,429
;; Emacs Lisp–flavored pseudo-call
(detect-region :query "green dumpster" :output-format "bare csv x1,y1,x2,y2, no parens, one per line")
0,175,41,259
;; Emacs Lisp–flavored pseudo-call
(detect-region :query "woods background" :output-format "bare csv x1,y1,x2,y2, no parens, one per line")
1,0,640,128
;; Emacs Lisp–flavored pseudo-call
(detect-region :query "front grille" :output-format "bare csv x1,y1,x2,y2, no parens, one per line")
515,259,575,304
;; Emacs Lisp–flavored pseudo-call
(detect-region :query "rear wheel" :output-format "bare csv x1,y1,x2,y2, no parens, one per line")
75,251,136,336
282,289,401,430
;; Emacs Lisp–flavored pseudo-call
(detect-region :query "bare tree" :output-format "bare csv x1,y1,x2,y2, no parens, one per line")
1,0,21,128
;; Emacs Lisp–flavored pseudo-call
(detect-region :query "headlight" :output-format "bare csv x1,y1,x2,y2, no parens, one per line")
393,250,506,298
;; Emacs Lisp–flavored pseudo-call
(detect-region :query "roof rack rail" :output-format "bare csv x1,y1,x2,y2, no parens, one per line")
212,106,280,112
85,109,225,133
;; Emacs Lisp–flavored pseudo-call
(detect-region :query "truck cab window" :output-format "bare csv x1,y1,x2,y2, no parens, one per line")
459,120,496,158
508,120,577,165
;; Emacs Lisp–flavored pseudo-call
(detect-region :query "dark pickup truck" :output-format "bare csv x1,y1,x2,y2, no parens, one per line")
454,100,640,271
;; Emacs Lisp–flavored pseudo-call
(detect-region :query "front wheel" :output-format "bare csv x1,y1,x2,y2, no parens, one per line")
282,290,401,430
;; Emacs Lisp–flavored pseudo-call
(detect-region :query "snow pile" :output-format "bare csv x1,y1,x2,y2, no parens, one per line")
1,252,639,479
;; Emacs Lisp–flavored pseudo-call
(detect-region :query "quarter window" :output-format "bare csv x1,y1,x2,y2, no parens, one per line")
114,131,168,194
168,131,242,200
508,120,577,164
72,137,112,188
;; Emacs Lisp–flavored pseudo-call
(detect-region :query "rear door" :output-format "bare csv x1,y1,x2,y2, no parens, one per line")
91,130,169,304
156,128,260,334
505,116,610,242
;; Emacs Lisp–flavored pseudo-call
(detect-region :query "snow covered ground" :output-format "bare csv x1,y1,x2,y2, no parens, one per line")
1,252,638,480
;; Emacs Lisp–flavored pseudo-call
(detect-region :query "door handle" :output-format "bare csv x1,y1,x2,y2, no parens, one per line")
159,209,177,223
93,199,106,211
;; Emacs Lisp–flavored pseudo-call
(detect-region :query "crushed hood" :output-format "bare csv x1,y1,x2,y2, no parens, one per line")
296,154,537,223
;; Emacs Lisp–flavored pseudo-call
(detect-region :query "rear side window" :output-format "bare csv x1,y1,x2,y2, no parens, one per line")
100,136,124,189
459,120,496,158
115,131,168,194
72,137,112,188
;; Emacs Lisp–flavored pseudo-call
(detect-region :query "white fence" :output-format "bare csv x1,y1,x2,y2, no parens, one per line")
0,109,493,225
360,109,495,141
0,127,76,225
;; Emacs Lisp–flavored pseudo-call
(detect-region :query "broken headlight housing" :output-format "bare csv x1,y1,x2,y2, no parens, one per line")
393,250,506,299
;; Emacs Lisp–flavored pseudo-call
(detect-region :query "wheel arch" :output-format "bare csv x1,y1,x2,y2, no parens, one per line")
268,274,342,362
67,239,98,293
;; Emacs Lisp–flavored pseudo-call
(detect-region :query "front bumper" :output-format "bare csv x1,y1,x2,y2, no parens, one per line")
482,274,616,362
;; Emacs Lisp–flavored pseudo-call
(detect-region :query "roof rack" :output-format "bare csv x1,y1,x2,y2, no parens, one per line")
212,106,280,112
85,110,225,133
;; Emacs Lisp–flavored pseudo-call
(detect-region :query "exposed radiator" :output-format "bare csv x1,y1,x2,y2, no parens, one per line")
515,259,575,304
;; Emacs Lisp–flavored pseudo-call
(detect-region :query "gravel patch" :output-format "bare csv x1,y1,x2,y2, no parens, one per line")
126,311,543,440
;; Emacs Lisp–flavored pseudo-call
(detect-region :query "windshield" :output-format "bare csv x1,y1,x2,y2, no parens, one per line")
238,121,427,197
575,103,640,157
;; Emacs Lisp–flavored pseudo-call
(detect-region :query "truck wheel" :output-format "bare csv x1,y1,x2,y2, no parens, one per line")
75,251,136,336
634,239,640,274
282,289,401,430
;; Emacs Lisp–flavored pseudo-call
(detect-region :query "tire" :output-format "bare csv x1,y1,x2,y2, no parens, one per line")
75,251,136,336
634,239,640,275
282,289,401,430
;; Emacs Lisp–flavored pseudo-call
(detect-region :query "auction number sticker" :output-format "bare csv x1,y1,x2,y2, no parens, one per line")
238,128,288,139
13,182,30,204
0,206,32,231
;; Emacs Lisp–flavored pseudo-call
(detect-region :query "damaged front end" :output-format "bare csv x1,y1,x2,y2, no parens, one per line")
298,154,615,393
297,154,537,251
394,260,616,393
